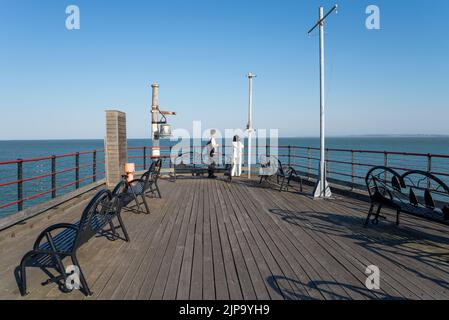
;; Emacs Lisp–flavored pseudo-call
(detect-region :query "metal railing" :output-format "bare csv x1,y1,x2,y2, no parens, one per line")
126,144,449,190
0,150,105,215
2,143,449,217
284,146,449,190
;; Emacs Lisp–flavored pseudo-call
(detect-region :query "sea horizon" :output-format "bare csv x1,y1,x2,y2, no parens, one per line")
2,134,449,142
2,137,449,159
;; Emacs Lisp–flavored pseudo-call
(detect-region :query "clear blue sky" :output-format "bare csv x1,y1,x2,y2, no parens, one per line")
0,0,448,139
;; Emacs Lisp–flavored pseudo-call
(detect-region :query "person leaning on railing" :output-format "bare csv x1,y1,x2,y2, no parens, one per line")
206,129,219,179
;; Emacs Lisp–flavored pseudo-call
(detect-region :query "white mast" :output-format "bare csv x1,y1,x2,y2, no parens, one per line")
247,72,256,179
308,4,338,199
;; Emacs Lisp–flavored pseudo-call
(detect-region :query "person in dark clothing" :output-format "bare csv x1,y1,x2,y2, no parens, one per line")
206,129,218,178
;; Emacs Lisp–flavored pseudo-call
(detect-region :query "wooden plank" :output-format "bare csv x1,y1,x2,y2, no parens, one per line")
207,179,229,300
265,183,448,299
190,179,205,299
202,179,216,300
285,190,422,299
243,183,355,300
162,179,197,299
150,180,196,299
217,181,270,299
136,182,191,299
258,186,383,300
226,181,318,300
236,182,336,300
122,181,185,299
222,181,283,300
176,179,201,299
214,180,256,299
299,191,449,299
209,179,243,300
95,199,168,299
2,177,449,300
91,182,175,299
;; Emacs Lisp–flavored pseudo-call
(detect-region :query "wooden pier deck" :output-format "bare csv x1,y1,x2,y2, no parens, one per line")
1,176,449,300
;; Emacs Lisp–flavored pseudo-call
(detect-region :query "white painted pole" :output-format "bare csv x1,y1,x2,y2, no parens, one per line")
307,5,337,198
151,83,160,158
247,72,255,179
319,6,326,197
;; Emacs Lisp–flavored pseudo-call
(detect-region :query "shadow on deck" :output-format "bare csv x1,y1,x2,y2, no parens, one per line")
0,176,448,300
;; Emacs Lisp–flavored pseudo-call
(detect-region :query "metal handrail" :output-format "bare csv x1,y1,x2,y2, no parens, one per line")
0,150,104,212
2,144,449,215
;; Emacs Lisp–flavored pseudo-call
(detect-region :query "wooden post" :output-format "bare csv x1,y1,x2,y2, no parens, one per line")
105,110,128,189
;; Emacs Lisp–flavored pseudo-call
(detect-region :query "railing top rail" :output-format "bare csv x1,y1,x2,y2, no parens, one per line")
2,145,449,165
288,146,449,158
0,149,103,165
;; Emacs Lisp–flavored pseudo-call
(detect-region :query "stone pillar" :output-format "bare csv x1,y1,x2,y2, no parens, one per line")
105,110,128,189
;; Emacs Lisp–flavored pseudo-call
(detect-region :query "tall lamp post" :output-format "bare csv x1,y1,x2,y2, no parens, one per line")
151,83,161,158
246,72,256,179
307,4,338,199
150,83,176,159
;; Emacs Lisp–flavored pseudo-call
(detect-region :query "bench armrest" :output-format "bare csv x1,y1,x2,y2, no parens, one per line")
286,166,296,175
286,167,302,183
33,223,79,252
128,178,146,185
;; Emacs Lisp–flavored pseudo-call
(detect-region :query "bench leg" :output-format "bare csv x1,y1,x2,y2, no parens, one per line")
134,195,144,214
155,181,162,198
18,251,70,296
364,203,375,227
18,254,31,296
108,221,118,239
373,205,383,225
71,255,92,296
279,177,286,192
116,213,130,242
396,209,401,226
128,186,144,214
141,194,151,215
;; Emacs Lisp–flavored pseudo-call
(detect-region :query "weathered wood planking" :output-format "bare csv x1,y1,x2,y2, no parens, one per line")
0,176,449,300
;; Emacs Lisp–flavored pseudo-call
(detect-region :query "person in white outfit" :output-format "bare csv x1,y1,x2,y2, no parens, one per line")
231,135,244,177
206,129,219,178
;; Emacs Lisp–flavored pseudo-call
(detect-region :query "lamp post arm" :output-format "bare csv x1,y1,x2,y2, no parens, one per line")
307,4,338,34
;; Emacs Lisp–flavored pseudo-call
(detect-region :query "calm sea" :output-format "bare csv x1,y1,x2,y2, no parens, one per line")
1,137,449,162
1,137,448,218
